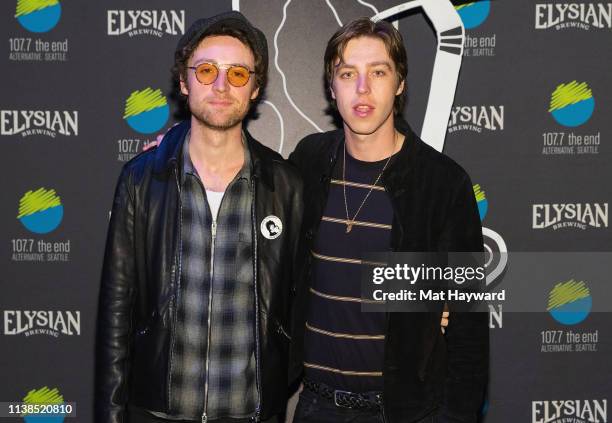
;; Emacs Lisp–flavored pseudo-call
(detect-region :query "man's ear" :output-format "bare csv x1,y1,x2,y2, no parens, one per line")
396,79,405,96
180,77,189,96
250,85,260,101
330,85,336,100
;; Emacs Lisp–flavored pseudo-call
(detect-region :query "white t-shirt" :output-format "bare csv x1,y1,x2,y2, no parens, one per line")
206,189,225,220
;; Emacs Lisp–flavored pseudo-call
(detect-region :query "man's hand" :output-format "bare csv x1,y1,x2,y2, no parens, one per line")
441,311,449,334
143,123,178,151
142,133,164,151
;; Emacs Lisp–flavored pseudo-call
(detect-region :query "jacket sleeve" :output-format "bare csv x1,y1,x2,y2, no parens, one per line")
287,139,307,296
437,173,489,423
289,170,305,319
95,166,137,423
287,134,313,176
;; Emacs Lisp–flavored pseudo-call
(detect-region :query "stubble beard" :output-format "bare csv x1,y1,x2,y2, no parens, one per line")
190,97,251,131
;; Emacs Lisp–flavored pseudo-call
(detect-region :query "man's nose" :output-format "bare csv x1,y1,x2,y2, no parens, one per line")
213,69,229,92
356,74,370,94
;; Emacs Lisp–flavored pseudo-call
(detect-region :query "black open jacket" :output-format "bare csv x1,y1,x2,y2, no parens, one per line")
288,120,488,423
95,121,304,422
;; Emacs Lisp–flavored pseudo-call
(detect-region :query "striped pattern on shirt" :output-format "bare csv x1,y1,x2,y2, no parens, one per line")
303,150,396,393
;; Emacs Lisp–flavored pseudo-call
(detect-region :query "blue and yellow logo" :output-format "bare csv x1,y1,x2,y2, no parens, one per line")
455,1,490,29
22,386,66,422
17,188,63,234
547,279,592,325
123,87,169,134
15,0,61,33
473,184,488,221
549,80,595,127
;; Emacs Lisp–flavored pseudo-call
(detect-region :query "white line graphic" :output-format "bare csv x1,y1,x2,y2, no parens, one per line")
326,0,343,26
483,226,508,286
357,0,379,14
273,0,324,133
263,100,285,153
355,1,398,28
234,0,323,135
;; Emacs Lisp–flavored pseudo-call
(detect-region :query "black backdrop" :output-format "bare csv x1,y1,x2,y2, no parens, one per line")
2,1,611,422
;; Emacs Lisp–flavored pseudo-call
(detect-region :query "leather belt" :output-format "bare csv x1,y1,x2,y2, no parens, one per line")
303,378,383,411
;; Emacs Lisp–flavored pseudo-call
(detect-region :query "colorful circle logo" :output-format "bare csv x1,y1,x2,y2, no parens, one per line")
123,87,170,134
17,188,63,234
455,1,490,29
547,280,592,325
15,0,61,33
549,81,595,127
22,386,66,423
473,184,488,221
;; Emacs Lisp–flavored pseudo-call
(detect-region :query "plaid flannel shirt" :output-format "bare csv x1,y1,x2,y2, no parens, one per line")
169,132,257,420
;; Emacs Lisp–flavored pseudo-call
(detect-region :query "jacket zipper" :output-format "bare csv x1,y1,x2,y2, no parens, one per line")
251,177,262,422
202,217,217,423
168,162,183,411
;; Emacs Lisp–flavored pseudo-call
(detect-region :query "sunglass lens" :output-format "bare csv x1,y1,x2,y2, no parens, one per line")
227,66,250,87
196,63,218,84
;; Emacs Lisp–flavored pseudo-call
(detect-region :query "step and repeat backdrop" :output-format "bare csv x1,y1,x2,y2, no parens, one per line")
1,0,611,422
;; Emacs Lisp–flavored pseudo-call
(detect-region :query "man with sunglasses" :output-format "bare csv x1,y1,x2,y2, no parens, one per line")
96,11,303,423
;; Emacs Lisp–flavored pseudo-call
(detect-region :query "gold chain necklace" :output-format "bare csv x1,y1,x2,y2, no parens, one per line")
342,133,396,233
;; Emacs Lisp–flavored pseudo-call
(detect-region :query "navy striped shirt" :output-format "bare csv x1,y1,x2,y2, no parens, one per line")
303,150,396,393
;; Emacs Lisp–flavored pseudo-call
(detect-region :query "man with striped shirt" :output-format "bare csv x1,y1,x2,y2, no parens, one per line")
289,18,488,423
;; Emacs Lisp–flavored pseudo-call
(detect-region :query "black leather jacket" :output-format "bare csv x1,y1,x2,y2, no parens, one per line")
288,120,489,423
96,121,303,422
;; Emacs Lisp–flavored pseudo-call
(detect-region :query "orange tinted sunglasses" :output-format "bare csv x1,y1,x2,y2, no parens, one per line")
187,62,255,87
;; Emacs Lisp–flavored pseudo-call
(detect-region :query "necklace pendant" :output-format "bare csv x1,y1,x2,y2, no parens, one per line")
346,223,353,233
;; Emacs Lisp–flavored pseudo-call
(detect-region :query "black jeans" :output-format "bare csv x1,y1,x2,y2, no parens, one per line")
292,389,436,423
292,389,384,423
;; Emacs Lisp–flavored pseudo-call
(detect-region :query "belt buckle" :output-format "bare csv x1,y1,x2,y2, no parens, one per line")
333,389,354,408
374,393,383,406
